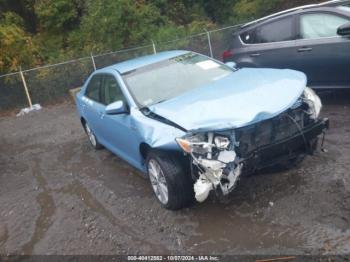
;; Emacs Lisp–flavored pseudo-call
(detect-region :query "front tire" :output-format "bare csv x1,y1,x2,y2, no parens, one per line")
146,151,194,210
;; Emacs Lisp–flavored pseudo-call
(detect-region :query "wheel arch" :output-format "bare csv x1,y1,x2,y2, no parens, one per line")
80,117,86,126
139,142,186,161
80,117,87,132
139,142,152,160
140,142,191,176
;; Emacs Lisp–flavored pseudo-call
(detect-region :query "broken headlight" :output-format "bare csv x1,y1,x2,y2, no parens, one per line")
176,134,231,154
175,134,213,154
303,87,322,119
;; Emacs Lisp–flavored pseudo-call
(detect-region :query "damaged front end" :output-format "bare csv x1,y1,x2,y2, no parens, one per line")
175,87,329,203
176,132,243,202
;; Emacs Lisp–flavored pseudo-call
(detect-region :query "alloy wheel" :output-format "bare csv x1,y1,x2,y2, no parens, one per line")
148,159,169,205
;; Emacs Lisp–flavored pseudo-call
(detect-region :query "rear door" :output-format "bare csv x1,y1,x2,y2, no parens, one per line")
295,11,350,88
243,15,299,69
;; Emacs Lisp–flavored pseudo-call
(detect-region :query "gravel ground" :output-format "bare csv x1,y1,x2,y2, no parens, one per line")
0,93,349,255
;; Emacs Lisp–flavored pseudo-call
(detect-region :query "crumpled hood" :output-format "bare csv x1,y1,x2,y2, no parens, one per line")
148,68,307,131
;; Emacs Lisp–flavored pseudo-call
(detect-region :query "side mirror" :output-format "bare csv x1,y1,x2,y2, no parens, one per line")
225,61,237,70
337,22,350,36
105,101,128,115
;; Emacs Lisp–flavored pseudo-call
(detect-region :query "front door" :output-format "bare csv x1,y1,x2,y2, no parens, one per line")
98,73,142,168
295,12,350,88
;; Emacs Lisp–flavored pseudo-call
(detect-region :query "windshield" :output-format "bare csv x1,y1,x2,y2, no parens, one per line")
122,53,233,107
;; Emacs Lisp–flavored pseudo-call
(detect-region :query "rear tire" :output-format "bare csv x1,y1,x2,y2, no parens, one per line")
146,150,194,210
84,122,103,150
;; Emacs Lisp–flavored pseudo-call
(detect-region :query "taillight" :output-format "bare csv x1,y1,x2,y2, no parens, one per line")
222,50,233,61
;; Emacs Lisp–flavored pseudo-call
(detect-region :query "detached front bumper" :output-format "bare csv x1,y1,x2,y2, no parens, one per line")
242,118,329,172
183,117,329,203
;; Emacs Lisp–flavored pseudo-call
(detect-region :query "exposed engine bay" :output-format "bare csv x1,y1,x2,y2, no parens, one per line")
176,87,327,203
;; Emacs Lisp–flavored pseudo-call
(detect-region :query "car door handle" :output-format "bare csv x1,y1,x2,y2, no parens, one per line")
298,47,313,52
250,53,261,57
99,111,105,119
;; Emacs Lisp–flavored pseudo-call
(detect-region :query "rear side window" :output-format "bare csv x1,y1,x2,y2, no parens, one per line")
85,75,102,102
300,13,350,39
240,16,295,44
101,75,126,105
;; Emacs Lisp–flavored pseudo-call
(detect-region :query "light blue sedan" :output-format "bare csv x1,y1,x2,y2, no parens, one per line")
76,51,329,210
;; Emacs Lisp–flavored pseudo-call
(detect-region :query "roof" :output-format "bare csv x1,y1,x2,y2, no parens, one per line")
241,0,350,28
104,50,189,74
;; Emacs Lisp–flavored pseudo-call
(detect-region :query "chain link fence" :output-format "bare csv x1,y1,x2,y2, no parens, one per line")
209,26,242,60
0,73,28,110
157,32,211,57
93,45,155,69
0,25,240,111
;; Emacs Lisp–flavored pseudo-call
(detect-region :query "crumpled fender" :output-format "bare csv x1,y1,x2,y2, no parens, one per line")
131,109,186,150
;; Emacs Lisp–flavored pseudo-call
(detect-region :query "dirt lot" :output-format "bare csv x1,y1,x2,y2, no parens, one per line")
0,93,350,256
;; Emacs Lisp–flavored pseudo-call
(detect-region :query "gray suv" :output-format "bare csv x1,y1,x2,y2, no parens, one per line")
223,0,350,89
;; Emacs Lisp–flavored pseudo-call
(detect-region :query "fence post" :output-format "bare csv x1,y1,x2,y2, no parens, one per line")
91,53,97,71
205,29,213,58
151,40,157,54
19,68,33,108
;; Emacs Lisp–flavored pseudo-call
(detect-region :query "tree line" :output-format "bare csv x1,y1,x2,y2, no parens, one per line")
0,0,321,74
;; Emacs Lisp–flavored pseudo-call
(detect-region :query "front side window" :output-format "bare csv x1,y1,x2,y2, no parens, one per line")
255,16,295,43
101,75,126,105
122,53,233,107
300,13,349,39
85,75,102,102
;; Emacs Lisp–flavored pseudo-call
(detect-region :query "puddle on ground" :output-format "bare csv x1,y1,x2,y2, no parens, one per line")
181,202,306,254
60,141,152,199
0,224,9,253
54,180,168,253
20,159,55,255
